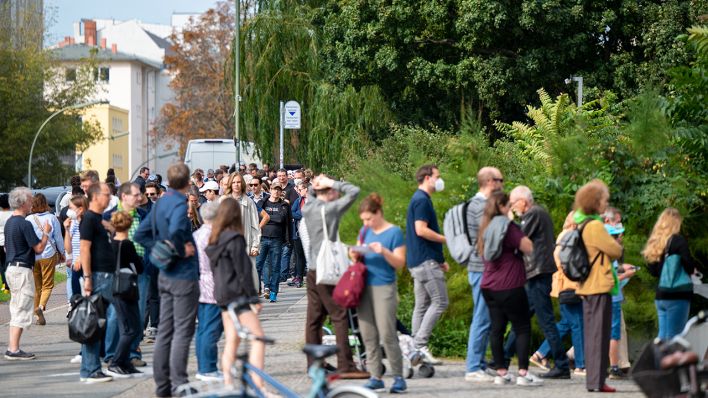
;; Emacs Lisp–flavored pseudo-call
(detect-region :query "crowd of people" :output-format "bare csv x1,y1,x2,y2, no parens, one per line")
0,161,701,396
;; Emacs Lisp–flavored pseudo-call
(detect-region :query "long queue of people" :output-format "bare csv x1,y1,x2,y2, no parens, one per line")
0,161,702,397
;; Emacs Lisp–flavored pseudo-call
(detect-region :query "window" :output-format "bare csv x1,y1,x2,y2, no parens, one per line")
136,70,142,85
112,117,124,133
65,68,76,82
93,67,109,82
112,154,123,168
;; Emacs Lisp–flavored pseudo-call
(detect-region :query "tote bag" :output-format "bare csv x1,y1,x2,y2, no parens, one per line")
658,236,692,292
315,206,350,285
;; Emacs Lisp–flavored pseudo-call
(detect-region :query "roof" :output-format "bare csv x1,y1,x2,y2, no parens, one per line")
142,28,175,57
52,44,163,69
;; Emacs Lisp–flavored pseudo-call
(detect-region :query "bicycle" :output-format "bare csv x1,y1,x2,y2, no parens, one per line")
179,301,378,398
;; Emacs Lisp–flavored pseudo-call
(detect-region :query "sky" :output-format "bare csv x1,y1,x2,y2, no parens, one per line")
45,0,220,45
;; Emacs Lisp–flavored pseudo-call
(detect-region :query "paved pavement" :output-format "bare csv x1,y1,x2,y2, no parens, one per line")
0,279,644,397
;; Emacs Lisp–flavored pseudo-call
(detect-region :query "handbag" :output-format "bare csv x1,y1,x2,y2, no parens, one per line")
658,237,692,292
148,198,180,271
315,206,350,285
67,293,107,344
112,240,139,301
332,227,369,308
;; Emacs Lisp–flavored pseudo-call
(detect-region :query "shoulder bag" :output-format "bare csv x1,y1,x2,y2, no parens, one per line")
112,240,139,301
315,206,350,285
658,236,692,292
332,227,368,308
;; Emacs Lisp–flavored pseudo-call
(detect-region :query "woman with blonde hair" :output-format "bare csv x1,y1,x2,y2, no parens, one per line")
642,208,696,340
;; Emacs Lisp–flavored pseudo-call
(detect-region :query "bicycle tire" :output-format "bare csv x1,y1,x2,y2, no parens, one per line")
326,385,378,398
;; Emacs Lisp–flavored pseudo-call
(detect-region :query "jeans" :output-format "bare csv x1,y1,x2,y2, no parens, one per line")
465,271,490,372
293,239,306,279
111,297,140,368
106,274,148,362
80,272,113,378
409,260,449,348
504,273,569,370
255,238,283,295
154,273,199,397
656,299,690,340
538,301,585,369
358,283,403,378
483,287,531,370
280,243,292,281
195,303,224,374
146,268,160,329
65,266,74,301
71,267,82,302
128,273,151,359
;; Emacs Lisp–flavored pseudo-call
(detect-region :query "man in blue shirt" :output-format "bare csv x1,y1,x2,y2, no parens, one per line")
405,164,448,365
135,163,198,397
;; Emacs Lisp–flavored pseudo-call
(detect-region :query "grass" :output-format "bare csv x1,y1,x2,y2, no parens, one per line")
0,263,69,303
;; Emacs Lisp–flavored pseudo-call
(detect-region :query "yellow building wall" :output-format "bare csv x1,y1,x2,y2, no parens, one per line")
81,105,129,183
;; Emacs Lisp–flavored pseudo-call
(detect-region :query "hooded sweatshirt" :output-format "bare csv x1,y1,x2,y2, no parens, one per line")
205,230,258,307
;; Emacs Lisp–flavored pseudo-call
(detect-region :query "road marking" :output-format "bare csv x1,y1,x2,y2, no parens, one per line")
48,372,79,377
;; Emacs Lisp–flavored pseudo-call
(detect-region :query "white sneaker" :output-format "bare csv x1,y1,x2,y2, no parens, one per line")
465,370,494,383
418,346,442,365
70,354,82,364
494,373,513,385
517,373,544,387
196,371,224,382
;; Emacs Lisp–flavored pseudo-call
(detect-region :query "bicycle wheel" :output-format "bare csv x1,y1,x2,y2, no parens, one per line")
326,385,378,398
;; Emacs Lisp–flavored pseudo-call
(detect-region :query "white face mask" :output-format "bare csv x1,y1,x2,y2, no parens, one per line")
67,209,78,220
434,177,445,192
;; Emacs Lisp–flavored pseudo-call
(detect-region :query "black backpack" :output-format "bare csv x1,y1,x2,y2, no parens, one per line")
558,219,602,282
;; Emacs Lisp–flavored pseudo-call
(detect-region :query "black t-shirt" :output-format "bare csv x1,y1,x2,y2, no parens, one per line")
111,239,144,274
80,210,114,273
4,215,40,266
261,199,291,242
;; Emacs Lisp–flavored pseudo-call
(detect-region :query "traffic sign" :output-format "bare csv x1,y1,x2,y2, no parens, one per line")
283,100,301,129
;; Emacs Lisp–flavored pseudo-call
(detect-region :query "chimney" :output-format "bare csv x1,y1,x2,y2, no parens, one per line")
69,37,75,45
83,19,97,46
111,43,117,54
100,37,107,49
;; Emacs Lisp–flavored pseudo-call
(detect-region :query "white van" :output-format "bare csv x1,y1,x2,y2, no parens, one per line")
184,139,262,172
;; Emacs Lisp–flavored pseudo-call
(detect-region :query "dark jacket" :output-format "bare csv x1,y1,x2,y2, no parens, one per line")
205,230,258,306
291,196,305,240
520,204,557,279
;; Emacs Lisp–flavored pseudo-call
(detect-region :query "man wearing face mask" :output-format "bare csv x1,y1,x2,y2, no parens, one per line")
405,164,448,365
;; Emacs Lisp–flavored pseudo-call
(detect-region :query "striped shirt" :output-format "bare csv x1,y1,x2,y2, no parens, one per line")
194,224,216,304
70,220,81,260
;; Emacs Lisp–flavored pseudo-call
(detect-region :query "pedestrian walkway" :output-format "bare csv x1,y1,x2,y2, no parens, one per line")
0,280,643,397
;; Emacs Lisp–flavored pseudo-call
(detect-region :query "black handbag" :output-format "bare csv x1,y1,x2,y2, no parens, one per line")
112,240,139,301
68,293,107,344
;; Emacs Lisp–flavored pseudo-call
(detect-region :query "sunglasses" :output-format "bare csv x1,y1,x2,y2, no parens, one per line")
493,178,504,183
249,183,260,186
146,193,157,197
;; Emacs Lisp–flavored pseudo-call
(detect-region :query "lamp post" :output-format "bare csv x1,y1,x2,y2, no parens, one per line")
564,76,583,107
27,99,106,188
234,0,241,168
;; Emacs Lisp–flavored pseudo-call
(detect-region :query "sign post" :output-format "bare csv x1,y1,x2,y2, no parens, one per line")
279,100,301,169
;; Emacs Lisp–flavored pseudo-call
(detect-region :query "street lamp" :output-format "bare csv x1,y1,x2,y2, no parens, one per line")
27,99,107,188
564,76,583,108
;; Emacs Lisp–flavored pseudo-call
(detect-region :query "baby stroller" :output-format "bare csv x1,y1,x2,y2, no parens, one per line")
631,310,707,398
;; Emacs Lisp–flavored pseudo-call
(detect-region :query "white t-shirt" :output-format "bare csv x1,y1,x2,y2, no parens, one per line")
0,210,12,246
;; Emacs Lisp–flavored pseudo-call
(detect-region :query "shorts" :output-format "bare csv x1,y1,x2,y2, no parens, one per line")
6,266,35,329
611,301,622,340
220,300,254,316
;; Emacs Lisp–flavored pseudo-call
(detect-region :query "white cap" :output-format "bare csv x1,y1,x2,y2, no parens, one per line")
199,180,220,192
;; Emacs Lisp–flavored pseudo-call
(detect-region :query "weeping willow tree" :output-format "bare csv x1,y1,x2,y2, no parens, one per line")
238,0,392,171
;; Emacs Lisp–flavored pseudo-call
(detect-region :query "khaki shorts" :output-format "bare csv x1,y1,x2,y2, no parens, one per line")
6,266,35,329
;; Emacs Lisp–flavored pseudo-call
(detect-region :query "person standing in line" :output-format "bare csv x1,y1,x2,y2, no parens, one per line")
302,174,369,379
193,202,225,382
134,167,150,193
79,183,115,383
642,208,697,341
26,193,65,326
1,193,13,292
200,181,220,203
64,194,89,364
355,193,408,394
105,211,144,378
405,164,448,365
134,163,200,397
256,184,292,302
504,186,570,379
464,167,504,382
288,181,308,288
574,180,623,393
3,187,51,360
477,191,542,387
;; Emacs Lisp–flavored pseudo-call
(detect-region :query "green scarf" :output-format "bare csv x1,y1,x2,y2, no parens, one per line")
572,210,619,295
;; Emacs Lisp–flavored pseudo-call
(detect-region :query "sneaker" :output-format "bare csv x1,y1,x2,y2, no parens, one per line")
80,371,113,383
418,346,442,365
105,366,132,379
125,366,144,376
70,354,82,364
263,288,270,299
4,349,36,360
269,292,277,303
363,377,385,392
609,367,626,380
530,353,550,371
494,373,513,385
539,367,571,379
573,368,587,377
517,373,544,387
390,376,407,393
196,371,224,382
465,370,495,383
130,358,147,367
35,306,46,325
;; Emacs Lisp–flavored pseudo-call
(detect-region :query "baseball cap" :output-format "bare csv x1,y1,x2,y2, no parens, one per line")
199,180,220,192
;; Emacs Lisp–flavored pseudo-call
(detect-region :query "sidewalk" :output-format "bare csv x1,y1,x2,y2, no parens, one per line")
0,279,644,397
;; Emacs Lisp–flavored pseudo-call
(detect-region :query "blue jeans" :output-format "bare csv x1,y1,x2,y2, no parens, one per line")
195,303,224,374
280,244,292,281
106,273,150,361
80,272,113,378
656,299,690,340
465,271,490,372
65,266,74,301
611,301,622,340
504,273,569,370
537,302,585,369
256,238,283,294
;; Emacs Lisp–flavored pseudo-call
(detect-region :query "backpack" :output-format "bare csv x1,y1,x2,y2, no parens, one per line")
443,200,473,265
558,219,602,282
